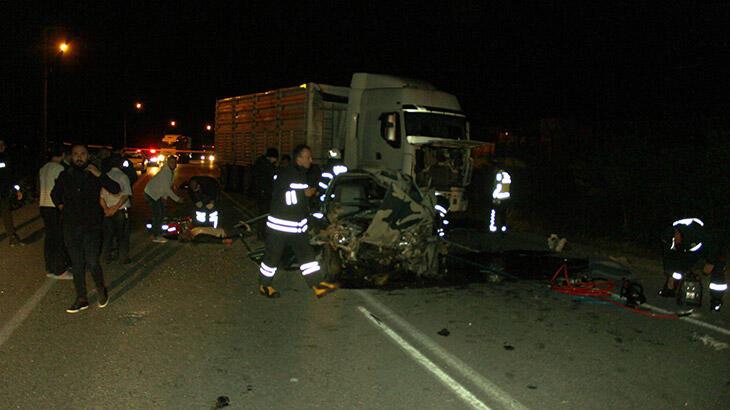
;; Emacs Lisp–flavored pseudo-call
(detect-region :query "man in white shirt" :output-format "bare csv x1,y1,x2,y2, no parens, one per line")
100,155,133,263
143,156,182,243
39,148,70,279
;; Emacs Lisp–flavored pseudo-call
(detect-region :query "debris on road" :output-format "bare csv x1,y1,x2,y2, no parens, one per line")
214,395,230,408
437,328,450,337
503,344,515,351
691,333,729,351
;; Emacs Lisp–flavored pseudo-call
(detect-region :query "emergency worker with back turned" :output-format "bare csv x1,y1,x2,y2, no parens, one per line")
489,168,511,233
659,217,727,312
257,144,338,299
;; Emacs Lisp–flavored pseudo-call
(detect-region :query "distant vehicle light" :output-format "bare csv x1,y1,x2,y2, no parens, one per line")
167,227,177,233
14,185,21,191
161,224,169,230
145,223,152,229
208,155,215,162
157,154,164,162
150,149,157,154
200,155,205,160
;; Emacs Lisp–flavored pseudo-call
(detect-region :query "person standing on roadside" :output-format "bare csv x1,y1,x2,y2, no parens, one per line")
0,137,23,247
144,156,182,243
39,148,71,279
252,148,278,215
100,155,132,264
52,144,120,313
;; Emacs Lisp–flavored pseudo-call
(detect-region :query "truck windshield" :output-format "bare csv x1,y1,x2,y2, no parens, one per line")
404,112,466,140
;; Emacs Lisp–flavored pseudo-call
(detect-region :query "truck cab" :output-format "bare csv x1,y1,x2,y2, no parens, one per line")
344,73,482,212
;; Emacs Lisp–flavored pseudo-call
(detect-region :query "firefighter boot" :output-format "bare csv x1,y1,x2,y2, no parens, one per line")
710,291,723,312
259,285,280,298
312,281,338,299
658,282,676,298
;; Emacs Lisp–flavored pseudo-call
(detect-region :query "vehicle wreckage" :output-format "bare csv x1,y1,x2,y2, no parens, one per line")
312,168,449,285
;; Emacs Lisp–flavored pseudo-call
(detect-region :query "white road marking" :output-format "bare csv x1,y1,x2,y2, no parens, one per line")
357,290,528,410
0,279,55,349
358,306,491,410
643,302,730,337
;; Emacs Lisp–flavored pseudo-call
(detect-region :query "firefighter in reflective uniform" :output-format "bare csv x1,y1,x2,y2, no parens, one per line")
258,144,338,298
316,148,348,203
489,169,511,233
659,218,726,312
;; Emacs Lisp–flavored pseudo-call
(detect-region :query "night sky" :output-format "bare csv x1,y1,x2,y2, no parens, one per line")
1,1,729,148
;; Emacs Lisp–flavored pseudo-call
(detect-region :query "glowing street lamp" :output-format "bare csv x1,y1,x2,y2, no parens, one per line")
42,34,71,159
205,124,212,131
124,100,144,148
170,120,176,127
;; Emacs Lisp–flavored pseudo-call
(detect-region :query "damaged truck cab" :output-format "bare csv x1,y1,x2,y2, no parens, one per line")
343,73,483,212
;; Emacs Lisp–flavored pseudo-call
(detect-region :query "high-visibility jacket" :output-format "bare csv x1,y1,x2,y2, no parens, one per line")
317,159,348,192
267,165,311,233
492,169,511,201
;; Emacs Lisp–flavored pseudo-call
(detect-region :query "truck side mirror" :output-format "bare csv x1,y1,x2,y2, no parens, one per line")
379,112,401,148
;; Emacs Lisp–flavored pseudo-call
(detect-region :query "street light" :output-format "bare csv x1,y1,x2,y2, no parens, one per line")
170,120,176,127
42,32,70,159
205,124,212,131
123,101,144,149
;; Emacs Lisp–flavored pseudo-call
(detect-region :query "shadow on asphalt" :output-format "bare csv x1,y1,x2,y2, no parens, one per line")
19,227,45,245
337,250,593,291
95,242,184,305
0,215,41,242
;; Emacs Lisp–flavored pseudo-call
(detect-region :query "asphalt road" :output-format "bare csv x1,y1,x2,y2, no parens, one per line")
1,162,729,409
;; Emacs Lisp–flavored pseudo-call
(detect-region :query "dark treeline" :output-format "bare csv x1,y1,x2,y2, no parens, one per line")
470,115,728,251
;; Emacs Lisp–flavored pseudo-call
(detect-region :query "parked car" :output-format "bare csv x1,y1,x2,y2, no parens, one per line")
124,151,148,173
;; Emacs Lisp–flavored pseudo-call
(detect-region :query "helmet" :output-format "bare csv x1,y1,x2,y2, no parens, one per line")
328,148,342,160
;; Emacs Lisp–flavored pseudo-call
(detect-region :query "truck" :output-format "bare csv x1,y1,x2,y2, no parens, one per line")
214,73,484,211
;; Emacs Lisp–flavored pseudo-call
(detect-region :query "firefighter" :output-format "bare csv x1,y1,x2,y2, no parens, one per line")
187,175,220,228
316,148,348,202
258,144,338,298
659,218,726,312
489,168,511,233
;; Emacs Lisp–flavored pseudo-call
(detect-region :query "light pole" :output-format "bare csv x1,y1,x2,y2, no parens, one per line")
123,101,143,149
42,37,69,158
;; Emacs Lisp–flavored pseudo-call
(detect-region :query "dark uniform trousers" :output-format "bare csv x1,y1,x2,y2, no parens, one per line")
259,228,323,288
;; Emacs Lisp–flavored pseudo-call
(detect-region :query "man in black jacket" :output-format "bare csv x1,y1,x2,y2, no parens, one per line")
0,138,22,246
257,144,337,299
252,148,278,212
52,144,121,313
